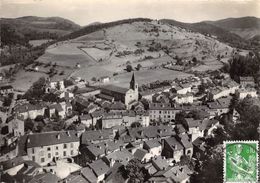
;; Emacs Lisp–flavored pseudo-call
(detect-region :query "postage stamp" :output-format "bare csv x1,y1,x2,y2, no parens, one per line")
224,141,259,183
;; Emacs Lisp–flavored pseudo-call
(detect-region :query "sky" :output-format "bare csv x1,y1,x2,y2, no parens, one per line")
1,0,260,26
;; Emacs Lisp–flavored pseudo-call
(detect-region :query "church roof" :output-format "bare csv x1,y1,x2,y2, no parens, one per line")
100,85,129,94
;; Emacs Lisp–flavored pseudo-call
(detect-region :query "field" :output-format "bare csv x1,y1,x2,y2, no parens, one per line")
12,70,48,92
37,42,97,68
29,39,52,47
31,20,234,89
108,68,192,88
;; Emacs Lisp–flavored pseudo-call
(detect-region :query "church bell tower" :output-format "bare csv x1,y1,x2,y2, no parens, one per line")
130,72,138,91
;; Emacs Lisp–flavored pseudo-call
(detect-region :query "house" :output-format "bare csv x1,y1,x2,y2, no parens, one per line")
133,148,153,163
162,136,184,162
240,76,255,87
126,125,176,142
26,131,80,166
0,142,18,162
81,166,98,182
48,103,66,119
102,112,123,129
0,85,13,94
81,129,114,145
143,139,162,157
99,76,110,83
172,93,193,104
45,78,65,92
99,73,138,109
173,83,192,95
149,103,178,122
15,103,47,120
184,118,203,142
149,165,192,183
7,116,24,137
79,114,93,128
103,149,133,167
84,140,124,161
87,159,110,182
177,134,193,158
151,156,169,171
1,160,43,183
235,87,258,99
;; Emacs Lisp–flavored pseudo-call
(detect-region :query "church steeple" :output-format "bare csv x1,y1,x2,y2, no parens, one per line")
130,72,137,91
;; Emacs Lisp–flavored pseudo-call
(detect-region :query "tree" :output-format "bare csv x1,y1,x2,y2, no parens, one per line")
126,65,133,72
64,79,73,88
91,77,97,82
192,57,197,63
25,118,34,132
125,159,145,183
136,64,142,71
131,122,141,128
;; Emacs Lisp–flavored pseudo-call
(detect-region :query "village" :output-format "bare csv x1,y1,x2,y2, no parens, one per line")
0,58,258,183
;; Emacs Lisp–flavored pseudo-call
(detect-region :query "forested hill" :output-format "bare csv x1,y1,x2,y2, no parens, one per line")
160,19,252,49
0,16,81,46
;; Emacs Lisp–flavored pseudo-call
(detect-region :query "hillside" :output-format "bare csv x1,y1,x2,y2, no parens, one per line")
0,16,81,43
160,19,249,49
34,19,234,89
205,17,260,39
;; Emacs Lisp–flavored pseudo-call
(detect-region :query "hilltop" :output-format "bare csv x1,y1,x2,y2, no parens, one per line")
0,16,81,43
205,16,260,39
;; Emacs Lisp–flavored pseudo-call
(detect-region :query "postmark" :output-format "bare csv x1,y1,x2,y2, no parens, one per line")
224,141,259,183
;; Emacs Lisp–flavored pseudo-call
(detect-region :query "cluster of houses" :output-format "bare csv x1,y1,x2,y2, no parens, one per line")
0,70,259,182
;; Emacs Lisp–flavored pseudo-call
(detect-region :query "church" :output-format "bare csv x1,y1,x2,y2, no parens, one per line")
99,72,139,109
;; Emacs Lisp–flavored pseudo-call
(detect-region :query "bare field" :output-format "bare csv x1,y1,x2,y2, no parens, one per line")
11,70,48,92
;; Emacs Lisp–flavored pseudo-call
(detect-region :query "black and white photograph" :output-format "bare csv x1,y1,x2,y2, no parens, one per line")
0,0,260,182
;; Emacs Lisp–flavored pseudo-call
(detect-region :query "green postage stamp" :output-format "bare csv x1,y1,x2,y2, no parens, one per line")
224,141,259,183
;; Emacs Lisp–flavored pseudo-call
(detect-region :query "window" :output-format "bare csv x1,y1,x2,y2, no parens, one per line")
71,150,74,155
63,144,67,149
48,153,51,158
32,156,35,162
32,148,35,154
70,143,74,148
41,158,45,163
159,111,162,114
47,147,51,151
56,146,58,150
55,152,59,156
63,151,66,156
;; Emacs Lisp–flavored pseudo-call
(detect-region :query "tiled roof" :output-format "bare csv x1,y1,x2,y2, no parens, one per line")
81,167,97,182
144,139,161,149
26,131,79,148
81,129,113,145
164,137,183,151
100,85,128,94
134,149,149,160
88,159,110,176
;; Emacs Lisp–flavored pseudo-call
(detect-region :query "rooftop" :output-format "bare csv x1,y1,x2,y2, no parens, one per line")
26,131,79,148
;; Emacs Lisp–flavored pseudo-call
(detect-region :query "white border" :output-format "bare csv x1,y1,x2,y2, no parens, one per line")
223,140,259,183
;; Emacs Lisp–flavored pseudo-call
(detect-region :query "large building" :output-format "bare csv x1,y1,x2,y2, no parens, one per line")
26,131,80,166
100,73,139,109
